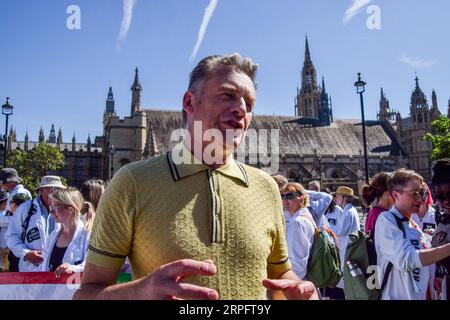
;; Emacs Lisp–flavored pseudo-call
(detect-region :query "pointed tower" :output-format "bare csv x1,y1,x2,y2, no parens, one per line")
57,128,63,146
408,76,433,179
48,124,56,143
318,76,331,126
295,36,321,119
430,89,440,121
131,68,142,115
72,134,76,152
447,98,450,118
105,86,116,114
87,134,92,153
24,131,29,151
39,127,45,143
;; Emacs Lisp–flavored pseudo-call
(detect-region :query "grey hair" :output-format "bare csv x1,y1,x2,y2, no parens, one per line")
182,53,258,126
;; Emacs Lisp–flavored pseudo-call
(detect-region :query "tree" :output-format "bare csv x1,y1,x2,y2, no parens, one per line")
424,115,450,160
7,142,66,194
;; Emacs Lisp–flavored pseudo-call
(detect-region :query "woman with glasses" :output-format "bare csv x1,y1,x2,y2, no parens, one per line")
411,184,437,238
431,159,450,300
375,169,450,300
281,182,316,279
41,188,94,277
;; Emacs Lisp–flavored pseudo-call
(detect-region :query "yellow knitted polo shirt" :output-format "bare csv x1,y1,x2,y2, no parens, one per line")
86,143,291,299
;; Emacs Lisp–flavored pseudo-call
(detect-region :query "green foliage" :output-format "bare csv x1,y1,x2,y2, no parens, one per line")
424,115,450,160
6,142,66,194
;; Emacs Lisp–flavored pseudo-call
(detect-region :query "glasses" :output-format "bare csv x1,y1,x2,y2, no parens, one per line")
281,192,301,200
398,185,428,201
49,204,69,213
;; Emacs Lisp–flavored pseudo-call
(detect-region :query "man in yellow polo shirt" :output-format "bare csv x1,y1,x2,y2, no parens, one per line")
74,53,318,300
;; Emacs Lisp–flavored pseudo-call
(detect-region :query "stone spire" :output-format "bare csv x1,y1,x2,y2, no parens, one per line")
131,68,142,115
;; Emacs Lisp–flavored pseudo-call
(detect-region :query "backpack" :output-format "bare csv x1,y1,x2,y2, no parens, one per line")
343,211,406,300
305,226,343,288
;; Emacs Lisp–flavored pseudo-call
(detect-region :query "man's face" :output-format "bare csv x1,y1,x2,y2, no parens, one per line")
184,66,256,159
40,187,54,206
433,183,450,214
392,179,426,215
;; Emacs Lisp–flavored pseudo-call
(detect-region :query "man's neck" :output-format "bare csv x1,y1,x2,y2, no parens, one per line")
395,205,411,219
185,140,233,169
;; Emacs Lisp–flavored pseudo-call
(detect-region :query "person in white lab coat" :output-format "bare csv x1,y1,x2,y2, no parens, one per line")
281,182,316,280
330,186,361,299
375,169,450,300
42,187,94,277
411,184,437,237
0,190,10,271
6,176,66,272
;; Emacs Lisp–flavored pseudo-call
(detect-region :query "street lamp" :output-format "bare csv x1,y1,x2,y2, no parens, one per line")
2,97,14,167
109,145,115,180
354,73,369,184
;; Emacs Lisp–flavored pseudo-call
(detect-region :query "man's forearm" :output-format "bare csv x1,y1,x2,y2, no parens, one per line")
419,243,450,267
73,278,147,300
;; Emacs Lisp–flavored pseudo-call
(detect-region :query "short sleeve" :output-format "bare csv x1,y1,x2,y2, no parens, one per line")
266,180,291,278
86,166,136,269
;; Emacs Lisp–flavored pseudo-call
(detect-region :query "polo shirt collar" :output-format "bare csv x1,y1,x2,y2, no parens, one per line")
167,142,249,186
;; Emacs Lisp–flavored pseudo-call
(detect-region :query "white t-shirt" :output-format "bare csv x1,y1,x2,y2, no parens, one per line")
375,207,432,300
411,206,436,237
285,208,315,279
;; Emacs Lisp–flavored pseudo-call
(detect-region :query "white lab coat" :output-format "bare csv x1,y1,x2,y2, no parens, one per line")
0,211,11,249
41,220,90,272
6,197,55,272
375,207,432,300
285,208,315,279
411,206,437,236
335,203,361,288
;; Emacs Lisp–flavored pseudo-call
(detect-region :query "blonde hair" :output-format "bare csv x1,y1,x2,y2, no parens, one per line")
49,187,95,232
283,182,310,209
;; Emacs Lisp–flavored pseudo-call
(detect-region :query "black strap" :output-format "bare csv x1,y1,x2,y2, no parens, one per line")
380,212,407,293
21,200,36,243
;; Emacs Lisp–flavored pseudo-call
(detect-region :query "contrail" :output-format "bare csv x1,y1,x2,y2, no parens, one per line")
190,0,219,62
117,0,137,48
343,0,371,25
399,55,436,68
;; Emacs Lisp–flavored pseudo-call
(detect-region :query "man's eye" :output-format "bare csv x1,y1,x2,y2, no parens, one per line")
221,93,233,99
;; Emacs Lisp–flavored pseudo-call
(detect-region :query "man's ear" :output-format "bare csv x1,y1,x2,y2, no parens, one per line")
183,91,194,114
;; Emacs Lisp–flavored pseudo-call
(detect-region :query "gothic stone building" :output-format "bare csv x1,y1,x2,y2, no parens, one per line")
5,37,449,192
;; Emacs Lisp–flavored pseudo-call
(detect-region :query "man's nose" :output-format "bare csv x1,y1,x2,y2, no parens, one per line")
230,97,247,116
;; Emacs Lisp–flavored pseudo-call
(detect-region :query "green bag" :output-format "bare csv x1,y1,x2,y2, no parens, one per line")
343,212,406,300
305,227,342,288
343,231,380,300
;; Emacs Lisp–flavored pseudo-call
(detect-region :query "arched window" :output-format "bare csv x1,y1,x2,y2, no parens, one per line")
418,113,422,123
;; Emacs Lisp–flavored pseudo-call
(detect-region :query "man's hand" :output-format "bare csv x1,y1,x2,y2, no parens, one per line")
24,251,44,266
263,278,319,300
140,259,219,300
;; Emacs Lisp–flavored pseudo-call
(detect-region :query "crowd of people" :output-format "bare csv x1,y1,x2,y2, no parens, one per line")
0,53,449,301
0,167,106,278
273,162,450,300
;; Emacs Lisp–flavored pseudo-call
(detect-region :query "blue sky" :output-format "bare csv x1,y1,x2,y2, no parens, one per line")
0,0,449,143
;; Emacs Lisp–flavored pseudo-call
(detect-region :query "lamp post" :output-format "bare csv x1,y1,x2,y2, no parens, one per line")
2,98,14,167
354,73,369,184
109,145,115,180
